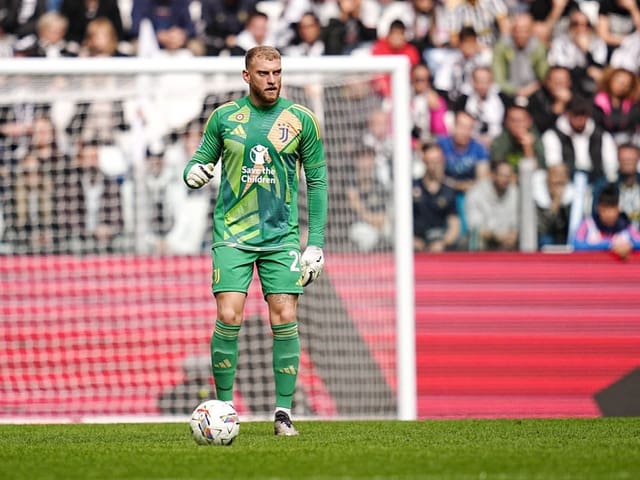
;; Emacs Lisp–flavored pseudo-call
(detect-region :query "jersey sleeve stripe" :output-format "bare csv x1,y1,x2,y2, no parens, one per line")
204,100,240,131
291,104,321,139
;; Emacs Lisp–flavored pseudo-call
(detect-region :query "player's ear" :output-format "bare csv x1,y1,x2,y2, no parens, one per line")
242,69,250,84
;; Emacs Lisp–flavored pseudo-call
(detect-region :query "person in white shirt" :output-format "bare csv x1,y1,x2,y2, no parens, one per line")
541,95,619,185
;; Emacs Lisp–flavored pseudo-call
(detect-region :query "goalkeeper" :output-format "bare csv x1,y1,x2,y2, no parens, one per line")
183,46,328,436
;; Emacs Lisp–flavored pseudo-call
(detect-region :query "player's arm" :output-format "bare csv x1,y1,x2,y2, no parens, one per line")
305,164,328,248
300,163,327,286
183,112,222,189
297,106,328,286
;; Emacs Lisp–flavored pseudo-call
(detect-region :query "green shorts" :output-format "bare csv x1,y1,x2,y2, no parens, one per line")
212,245,304,296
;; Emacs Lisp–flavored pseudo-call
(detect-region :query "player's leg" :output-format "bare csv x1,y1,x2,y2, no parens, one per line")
268,293,299,410
210,246,256,404
258,248,304,435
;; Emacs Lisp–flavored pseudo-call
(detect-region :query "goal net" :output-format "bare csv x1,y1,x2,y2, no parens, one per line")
0,56,414,422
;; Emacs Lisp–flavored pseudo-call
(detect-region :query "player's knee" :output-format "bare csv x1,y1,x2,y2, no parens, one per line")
216,306,243,325
271,305,297,325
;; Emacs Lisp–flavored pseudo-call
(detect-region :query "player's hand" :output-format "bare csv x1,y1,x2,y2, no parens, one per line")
186,163,215,189
300,246,324,287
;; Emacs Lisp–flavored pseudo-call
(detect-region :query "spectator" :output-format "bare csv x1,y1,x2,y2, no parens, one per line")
130,0,204,56
371,20,421,98
78,17,130,57
437,110,490,237
529,0,580,46
617,143,640,229
3,150,58,253
438,111,489,193
432,26,493,107
453,65,507,148
466,158,520,251
58,0,125,52
0,24,14,57
410,63,448,148
12,11,76,57
491,12,548,100
547,8,607,96
596,0,640,59
0,191,6,252
610,30,640,74
377,0,448,53
0,0,47,39
127,142,207,254
26,115,70,250
592,143,640,229
0,92,51,170
59,139,125,253
346,145,392,252
413,142,461,252
362,108,393,190
199,0,259,56
533,162,573,247
490,99,545,170
268,0,316,50
542,95,619,184
371,19,421,65
30,114,69,193
527,65,573,134
65,92,130,146
164,117,219,252
438,110,490,194
616,143,640,229
573,182,640,259
593,66,640,145
444,0,510,48
229,10,274,55
322,0,377,55
282,11,325,56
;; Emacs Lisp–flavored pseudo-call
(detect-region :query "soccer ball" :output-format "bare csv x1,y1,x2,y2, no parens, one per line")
189,400,240,446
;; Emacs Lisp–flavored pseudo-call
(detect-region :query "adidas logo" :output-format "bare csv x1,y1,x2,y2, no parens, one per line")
278,365,297,375
213,359,232,369
230,125,246,138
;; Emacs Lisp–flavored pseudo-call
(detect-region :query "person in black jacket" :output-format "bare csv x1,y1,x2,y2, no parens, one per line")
322,0,377,55
58,0,125,50
527,65,573,134
0,0,47,39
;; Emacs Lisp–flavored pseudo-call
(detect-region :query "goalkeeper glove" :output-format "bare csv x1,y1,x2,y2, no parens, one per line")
300,246,324,287
186,163,215,189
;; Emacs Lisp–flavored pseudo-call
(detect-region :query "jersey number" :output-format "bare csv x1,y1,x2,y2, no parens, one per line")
288,250,301,272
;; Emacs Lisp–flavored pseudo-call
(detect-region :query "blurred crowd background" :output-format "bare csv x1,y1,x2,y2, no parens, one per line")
0,0,639,257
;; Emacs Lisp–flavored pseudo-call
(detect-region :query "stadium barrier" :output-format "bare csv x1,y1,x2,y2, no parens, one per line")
2,251,638,421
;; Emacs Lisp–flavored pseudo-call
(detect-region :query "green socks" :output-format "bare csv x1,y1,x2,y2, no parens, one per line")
210,320,300,409
272,322,300,410
210,320,240,403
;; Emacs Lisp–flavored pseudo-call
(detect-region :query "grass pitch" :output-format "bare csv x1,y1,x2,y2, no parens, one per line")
1,418,639,480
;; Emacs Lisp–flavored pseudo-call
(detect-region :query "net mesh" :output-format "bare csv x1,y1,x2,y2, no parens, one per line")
0,66,398,420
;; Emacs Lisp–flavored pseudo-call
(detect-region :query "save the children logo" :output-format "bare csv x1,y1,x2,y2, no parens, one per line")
250,144,270,165
242,144,276,191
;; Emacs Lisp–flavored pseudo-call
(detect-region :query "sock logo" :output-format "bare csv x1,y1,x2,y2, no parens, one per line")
214,359,232,369
278,365,297,375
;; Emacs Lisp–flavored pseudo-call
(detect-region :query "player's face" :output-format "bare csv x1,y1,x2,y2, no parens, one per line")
243,56,282,107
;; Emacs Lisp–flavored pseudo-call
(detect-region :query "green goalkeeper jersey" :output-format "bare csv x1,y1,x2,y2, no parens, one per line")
183,96,328,251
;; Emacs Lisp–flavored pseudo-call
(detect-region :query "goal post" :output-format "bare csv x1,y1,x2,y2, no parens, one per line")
0,55,415,421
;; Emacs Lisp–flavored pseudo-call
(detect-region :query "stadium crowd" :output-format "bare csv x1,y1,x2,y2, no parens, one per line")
0,0,639,257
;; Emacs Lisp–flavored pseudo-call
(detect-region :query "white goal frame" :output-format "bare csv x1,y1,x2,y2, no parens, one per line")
0,56,416,421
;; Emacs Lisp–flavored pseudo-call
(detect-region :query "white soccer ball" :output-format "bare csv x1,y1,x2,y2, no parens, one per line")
189,400,240,446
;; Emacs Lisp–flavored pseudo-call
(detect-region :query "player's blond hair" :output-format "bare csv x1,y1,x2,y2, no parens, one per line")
245,46,281,68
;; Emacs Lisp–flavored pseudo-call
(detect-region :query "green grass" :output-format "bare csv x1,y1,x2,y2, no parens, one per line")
1,418,639,480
